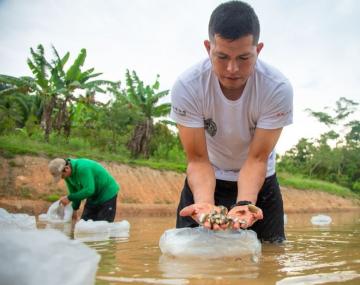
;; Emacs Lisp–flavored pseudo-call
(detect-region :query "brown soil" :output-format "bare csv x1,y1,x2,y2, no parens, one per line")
0,155,359,219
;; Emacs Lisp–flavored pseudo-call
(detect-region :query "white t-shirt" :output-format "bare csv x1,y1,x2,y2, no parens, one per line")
170,58,293,181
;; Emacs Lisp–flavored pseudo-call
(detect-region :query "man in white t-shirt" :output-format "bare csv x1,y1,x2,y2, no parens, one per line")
170,0,293,242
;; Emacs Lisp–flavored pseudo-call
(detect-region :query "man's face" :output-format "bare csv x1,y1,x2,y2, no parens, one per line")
204,34,263,93
61,165,71,179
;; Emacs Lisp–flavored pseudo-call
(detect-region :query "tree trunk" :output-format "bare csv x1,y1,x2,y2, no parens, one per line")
127,118,153,157
41,96,56,142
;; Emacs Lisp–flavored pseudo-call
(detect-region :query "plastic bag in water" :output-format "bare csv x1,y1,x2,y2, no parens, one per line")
0,229,100,285
159,227,261,260
159,254,260,279
311,214,332,225
38,200,73,223
0,208,36,230
74,219,130,242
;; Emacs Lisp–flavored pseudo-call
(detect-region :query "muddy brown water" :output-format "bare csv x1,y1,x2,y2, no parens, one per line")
39,211,360,285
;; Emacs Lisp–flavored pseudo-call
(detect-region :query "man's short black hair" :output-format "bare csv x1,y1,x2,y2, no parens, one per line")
208,0,260,44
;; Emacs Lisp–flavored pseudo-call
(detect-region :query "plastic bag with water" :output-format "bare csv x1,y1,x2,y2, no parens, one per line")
159,227,261,260
311,214,332,225
0,229,100,285
38,200,73,223
74,219,130,241
0,208,36,230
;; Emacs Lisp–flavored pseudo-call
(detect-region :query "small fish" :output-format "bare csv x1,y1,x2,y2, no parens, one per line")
248,204,260,213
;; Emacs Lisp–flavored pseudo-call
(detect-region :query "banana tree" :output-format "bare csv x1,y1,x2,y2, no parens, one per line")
0,75,36,134
49,46,117,139
124,70,171,157
26,44,117,141
26,44,59,141
1,44,117,141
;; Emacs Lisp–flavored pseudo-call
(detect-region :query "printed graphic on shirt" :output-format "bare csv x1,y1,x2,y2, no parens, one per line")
172,106,186,116
204,118,217,136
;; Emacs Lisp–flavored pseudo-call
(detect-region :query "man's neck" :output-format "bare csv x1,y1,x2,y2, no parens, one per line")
220,84,246,101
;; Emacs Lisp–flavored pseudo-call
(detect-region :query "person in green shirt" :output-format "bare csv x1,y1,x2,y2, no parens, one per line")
48,158,120,222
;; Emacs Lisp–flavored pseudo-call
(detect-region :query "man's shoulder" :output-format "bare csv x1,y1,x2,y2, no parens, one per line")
177,58,212,85
254,59,290,86
70,158,86,166
72,158,97,170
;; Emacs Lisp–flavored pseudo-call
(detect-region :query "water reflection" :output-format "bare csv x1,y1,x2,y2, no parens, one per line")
276,271,360,285
158,255,260,279
44,221,72,236
36,211,360,285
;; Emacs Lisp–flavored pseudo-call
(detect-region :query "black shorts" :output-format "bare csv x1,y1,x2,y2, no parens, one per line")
81,195,117,222
176,174,285,242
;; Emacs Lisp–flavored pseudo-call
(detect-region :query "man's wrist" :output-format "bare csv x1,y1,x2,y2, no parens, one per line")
230,200,253,210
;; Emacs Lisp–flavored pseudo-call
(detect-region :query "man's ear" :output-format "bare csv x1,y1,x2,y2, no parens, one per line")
64,165,70,173
204,40,211,55
256,42,264,55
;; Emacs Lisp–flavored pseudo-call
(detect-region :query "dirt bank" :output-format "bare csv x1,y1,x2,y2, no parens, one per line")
0,155,359,218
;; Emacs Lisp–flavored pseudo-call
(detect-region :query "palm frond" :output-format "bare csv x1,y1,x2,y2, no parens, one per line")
27,58,48,89
78,69,102,83
157,119,176,126
65,48,87,82
152,103,171,117
149,90,169,105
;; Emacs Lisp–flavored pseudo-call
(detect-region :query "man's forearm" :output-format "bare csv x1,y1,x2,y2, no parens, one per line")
237,158,267,204
187,161,216,204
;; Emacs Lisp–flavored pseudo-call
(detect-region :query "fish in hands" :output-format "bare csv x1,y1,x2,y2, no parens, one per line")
180,202,263,230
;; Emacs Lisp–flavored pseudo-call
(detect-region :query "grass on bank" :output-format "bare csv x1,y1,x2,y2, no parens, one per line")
0,134,357,200
277,172,358,199
0,133,186,172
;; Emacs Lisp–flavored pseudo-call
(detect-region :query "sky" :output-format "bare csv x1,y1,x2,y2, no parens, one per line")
0,0,359,154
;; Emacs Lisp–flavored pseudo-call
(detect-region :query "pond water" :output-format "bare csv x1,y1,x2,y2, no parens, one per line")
42,211,360,285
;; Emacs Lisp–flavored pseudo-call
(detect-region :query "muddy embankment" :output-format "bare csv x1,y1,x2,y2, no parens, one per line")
0,155,359,219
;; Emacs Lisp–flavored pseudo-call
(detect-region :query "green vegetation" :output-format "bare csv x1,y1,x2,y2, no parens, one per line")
278,97,359,194
44,194,61,202
0,44,359,200
277,173,356,198
19,187,33,199
0,133,186,172
0,44,185,167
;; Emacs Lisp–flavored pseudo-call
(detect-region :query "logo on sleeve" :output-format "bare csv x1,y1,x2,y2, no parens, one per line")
172,106,186,116
275,110,292,117
204,118,217,136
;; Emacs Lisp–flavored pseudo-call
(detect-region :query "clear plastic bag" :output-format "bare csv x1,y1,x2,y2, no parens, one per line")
74,219,130,242
0,208,36,230
159,227,261,260
39,200,73,223
0,229,100,285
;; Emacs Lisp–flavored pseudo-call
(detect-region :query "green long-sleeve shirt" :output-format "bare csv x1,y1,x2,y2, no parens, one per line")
65,158,119,210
